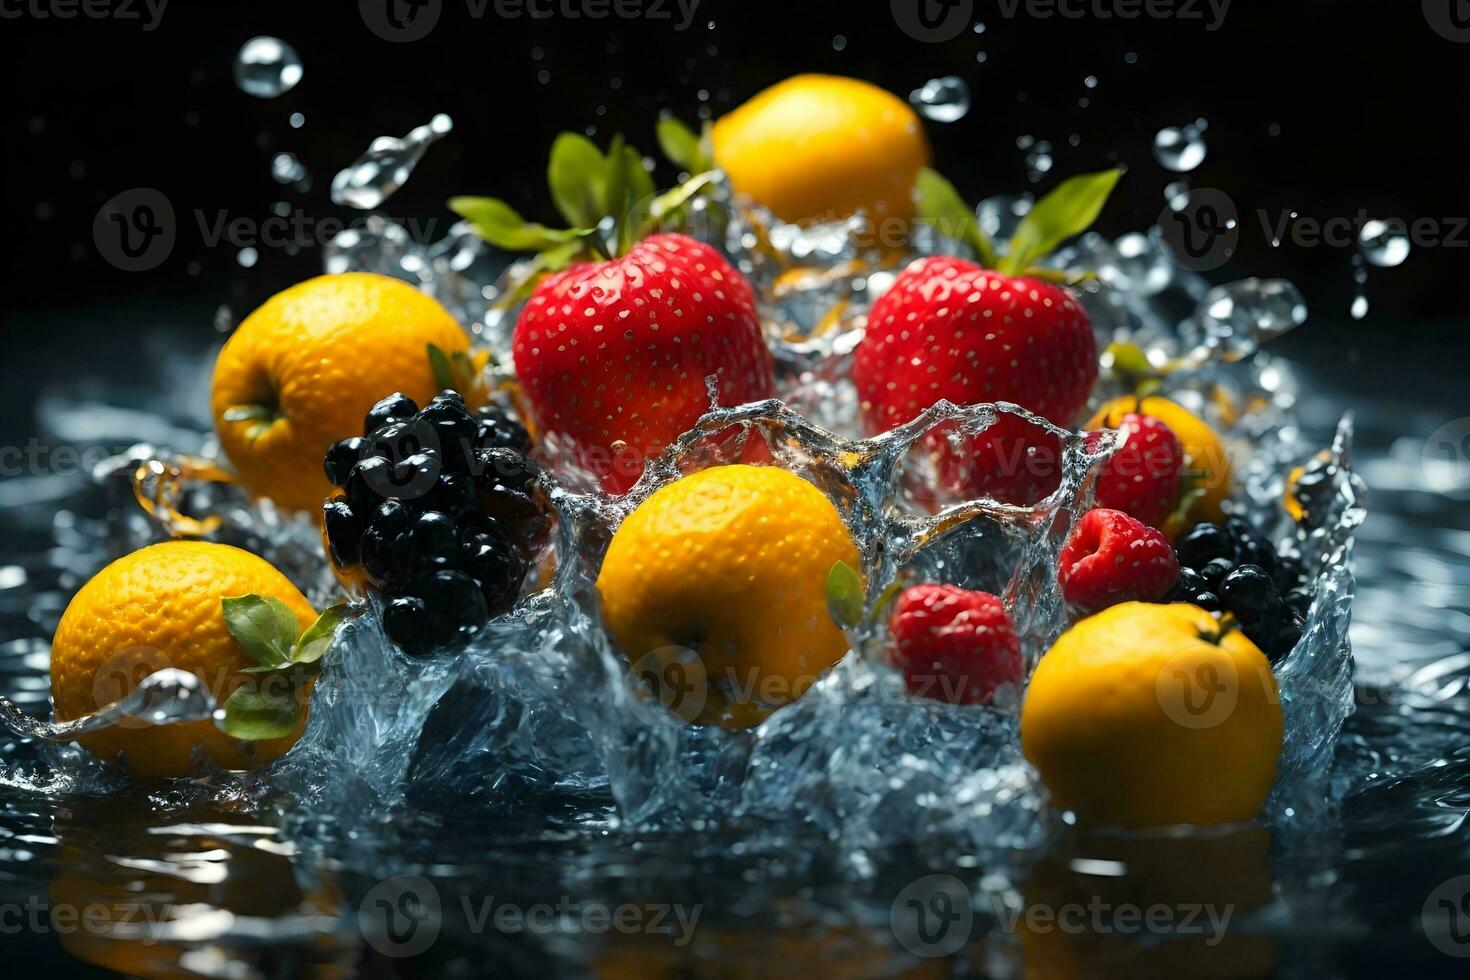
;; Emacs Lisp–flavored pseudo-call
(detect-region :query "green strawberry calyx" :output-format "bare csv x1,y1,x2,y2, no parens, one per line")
215,596,348,740
914,166,1125,280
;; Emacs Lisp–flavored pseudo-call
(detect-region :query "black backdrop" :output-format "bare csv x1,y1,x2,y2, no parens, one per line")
2,0,1468,435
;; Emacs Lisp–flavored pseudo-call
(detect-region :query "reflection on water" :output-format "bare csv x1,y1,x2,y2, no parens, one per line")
0,355,1465,978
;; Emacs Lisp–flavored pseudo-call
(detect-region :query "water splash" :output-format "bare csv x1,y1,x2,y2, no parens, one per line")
329,114,453,210
233,37,303,99
1358,218,1410,268
909,76,971,123
1016,135,1053,182
1153,121,1208,172
0,669,217,742
1188,278,1309,361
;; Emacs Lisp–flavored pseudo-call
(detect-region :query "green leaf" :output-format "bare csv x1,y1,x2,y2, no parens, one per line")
1000,168,1124,275
656,114,707,172
548,132,608,228
221,595,300,670
1105,341,1155,378
218,685,301,741
602,134,630,225
825,560,865,629
427,343,455,392
623,145,656,215
292,603,347,666
448,196,589,252
914,168,998,267
863,577,907,628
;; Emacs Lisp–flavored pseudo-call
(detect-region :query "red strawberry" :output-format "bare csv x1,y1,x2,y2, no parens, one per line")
888,584,1024,705
1090,413,1184,527
1058,508,1180,614
853,256,1098,504
512,234,775,494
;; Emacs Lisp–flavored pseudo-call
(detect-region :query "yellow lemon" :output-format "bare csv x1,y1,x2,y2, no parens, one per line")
712,74,928,226
1090,395,1232,528
1021,602,1282,829
212,272,482,512
596,464,860,727
50,541,317,777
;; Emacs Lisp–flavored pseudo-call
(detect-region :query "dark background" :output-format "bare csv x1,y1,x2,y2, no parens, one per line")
1,0,1468,437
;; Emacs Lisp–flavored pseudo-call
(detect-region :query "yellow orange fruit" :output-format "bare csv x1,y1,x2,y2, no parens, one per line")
712,74,928,226
50,541,317,777
596,464,860,727
1089,395,1232,528
1021,602,1282,829
211,272,479,512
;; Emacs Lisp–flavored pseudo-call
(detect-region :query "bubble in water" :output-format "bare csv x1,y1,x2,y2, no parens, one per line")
976,194,1033,241
1016,135,1053,183
1191,278,1308,360
1153,123,1207,172
1358,218,1411,268
909,76,971,123
233,37,303,99
270,151,307,185
331,114,453,210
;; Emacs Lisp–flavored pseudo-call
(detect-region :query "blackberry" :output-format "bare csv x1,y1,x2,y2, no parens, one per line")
1219,565,1276,618
1199,557,1234,592
1176,522,1234,570
365,393,419,433
1226,516,1276,572
321,391,548,656
324,436,366,488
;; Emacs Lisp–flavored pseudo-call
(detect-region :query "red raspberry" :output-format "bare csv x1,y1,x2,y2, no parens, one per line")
1058,508,1181,613
1091,413,1184,528
887,584,1024,705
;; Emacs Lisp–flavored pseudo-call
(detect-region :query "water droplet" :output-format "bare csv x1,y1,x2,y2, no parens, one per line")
1190,278,1308,360
270,151,307,185
909,76,971,123
233,36,303,99
1153,123,1207,172
330,114,453,210
214,305,234,332
1350,293,1369,320
976,194,1033,241
1017,136,1052,183
832,34,847,51
1083,75,1098,89
289,111,306,129
973,21,986,32
975,51,988,64
537,69,552,85
1124,51,1139,64
1164,179,1187,211
237,247,258,269
1358,218,1410,268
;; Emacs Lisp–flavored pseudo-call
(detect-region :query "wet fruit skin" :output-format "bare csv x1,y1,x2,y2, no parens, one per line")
887,585,1023,705
853,257,1099,505
512,234,776,495
49,541,317,777
596,464,860,728
711,74,929,225
1058,508,1180,614
1021,601,1283,829
1168,518,1305,663
1090,413,1184,527
322,391,547,655
1089,395,1232,529
211,272,479,513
